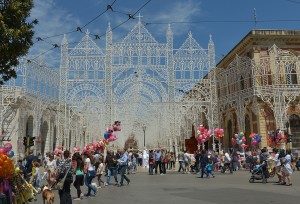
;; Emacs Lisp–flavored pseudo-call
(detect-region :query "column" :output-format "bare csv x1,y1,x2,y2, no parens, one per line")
169,138,173,152
174,137,178,162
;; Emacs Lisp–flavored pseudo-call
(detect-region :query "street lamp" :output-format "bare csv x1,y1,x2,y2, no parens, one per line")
142,126,147,149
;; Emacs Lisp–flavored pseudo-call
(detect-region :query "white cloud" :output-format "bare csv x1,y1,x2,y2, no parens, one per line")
28,0,80,67
144,0,203,39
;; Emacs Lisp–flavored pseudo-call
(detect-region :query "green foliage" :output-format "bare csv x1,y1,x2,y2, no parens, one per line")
0,0,37,84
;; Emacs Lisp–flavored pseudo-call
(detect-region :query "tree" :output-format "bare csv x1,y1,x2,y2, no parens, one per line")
0,0,37,84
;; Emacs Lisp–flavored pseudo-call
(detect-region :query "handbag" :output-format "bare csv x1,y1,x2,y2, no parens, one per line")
52,165,72,190
88,170,96,178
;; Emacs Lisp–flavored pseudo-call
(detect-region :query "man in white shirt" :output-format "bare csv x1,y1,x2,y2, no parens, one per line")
223,151,233,173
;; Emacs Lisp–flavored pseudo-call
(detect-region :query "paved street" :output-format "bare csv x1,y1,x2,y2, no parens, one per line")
34,169,300,204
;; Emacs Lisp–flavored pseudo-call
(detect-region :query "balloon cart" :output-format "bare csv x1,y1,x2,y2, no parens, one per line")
267,129,287,150
0,141,39,204
214,128,224,152
197,125,212,151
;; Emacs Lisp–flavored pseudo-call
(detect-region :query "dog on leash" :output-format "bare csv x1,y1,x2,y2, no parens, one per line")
41,185,55,204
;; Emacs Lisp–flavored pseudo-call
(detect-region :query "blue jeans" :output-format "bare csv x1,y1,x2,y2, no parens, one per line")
207,170,214,177
178,161,184,172
106,167,118,185
85,171,97,195
201,164,207,177
195,161,200,173
120,165,130,185
149,164,154,175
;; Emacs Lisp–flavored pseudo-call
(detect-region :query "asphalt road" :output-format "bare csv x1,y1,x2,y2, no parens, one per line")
34,168,300,204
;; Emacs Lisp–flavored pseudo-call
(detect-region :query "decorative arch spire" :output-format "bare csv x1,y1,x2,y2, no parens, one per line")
61,34,68,46
208,34,215,68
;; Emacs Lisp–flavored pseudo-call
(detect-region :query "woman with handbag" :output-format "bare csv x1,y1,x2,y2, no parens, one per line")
56,150,73,204
84,151,97,197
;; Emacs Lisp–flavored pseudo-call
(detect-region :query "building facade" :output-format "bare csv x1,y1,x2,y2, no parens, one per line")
217,30,300,150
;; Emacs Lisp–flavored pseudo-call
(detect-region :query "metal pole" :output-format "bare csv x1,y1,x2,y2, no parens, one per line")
143,130,145,149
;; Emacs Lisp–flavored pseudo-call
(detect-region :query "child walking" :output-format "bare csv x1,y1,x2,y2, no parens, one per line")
33,161,41,190
205,159,215,178
96,158,105,188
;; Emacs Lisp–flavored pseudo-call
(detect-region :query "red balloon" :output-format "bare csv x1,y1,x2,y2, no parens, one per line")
3,143,12,151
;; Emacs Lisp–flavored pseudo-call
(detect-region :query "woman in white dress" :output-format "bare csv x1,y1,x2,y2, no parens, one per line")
46,153,57,187
280,149,293,186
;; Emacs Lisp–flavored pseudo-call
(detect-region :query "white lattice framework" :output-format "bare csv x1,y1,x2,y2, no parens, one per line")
253,45,300,129
59,18,218,148
217,45,300,133
0,58,60,148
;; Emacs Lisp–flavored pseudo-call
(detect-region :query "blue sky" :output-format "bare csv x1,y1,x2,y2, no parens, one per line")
29,0,300,67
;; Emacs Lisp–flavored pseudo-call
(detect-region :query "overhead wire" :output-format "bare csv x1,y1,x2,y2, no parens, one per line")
27,0,152,64
145,19,300,26
286,0,300,3
33,0,117,43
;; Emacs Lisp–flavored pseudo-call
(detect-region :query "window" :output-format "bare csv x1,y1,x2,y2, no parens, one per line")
286,63,297,85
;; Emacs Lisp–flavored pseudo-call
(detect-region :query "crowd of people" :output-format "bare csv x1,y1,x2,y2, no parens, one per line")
18,148,134,204
146,147,299,185
16,146,299,203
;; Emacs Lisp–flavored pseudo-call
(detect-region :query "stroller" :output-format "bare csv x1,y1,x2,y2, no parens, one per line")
249,161,270,184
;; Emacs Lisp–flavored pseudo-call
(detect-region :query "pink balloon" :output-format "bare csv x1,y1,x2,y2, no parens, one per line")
107,137,116,142
0,147,7,154
214,128,219,134
73,147,80,152
241,144,246,148
3,142,12,151
251,139,258,146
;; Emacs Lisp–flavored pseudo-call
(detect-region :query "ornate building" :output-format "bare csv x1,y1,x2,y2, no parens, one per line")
1,18,217,157
217,30,300,150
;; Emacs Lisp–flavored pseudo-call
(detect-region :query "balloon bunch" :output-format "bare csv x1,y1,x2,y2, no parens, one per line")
0,142,15,179
0,142,14,159
104,121,121,142
214,128,224,139
231,132,246,146
267,129,286,147
197,125,212,143
0,154,14,179
83,144,95,154
85,139,109,154
250,133,261,146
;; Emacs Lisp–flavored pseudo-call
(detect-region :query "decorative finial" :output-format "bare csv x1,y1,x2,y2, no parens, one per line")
136,13,143,23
